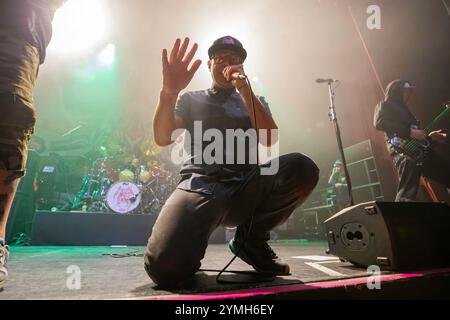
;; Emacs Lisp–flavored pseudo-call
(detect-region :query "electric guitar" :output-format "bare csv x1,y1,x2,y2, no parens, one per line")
389,102,450,164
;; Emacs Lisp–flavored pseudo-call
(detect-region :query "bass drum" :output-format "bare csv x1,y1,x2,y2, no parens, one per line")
106,181,141,214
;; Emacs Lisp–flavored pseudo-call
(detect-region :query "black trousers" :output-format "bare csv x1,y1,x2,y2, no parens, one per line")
144,153,319,287
393,152,450,202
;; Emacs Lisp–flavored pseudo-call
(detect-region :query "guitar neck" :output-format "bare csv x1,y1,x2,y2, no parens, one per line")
423,105,450,135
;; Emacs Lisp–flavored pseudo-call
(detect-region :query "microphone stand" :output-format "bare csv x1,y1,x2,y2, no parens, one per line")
326,81,354,206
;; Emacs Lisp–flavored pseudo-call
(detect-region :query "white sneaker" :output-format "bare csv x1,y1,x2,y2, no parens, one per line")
0,241,10,290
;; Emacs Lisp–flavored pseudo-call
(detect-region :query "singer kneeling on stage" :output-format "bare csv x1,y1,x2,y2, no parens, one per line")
146,36,319,287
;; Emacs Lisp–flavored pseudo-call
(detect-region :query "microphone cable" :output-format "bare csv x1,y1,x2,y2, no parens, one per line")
209,75,276,284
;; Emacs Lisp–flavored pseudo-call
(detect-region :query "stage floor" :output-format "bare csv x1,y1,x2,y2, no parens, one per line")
2,241,450,300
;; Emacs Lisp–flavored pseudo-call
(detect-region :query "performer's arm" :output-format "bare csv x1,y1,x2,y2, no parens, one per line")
152,38,202,147
328,172,337,186
223,66,278,146
239,84,278,134
153,92,185,146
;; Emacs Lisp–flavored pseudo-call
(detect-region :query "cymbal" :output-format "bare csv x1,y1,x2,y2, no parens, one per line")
140,140,162,156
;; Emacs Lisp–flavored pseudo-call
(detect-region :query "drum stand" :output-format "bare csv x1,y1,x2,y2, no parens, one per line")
67,158,113,212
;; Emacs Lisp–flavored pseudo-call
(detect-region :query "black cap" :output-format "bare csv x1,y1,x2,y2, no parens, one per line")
208,36,247,61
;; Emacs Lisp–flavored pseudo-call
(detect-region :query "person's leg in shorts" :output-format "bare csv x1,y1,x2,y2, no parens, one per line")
0,95,35,290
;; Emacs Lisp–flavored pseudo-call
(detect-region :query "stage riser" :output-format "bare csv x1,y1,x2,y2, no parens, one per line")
31,211,226,246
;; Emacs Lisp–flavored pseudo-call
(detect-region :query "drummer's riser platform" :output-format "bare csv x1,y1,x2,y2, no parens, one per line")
30,211,229,246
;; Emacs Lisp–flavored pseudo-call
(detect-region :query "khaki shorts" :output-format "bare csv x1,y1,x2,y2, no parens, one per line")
0,94,35,180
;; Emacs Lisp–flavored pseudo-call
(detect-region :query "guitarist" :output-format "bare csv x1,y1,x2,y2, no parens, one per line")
374,80,449,202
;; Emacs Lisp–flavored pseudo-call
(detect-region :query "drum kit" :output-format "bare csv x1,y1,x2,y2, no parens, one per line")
71,151,177,215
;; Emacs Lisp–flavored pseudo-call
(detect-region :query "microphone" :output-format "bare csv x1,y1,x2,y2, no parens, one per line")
316,78,339,84
232,72,247,80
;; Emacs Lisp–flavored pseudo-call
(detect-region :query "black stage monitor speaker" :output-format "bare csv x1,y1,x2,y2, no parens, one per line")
324,201,450,271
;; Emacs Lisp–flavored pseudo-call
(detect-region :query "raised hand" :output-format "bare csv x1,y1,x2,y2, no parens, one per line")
162,38,202,95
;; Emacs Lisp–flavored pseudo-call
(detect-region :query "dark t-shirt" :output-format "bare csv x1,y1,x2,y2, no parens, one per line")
373,100,419,155
0,0,64,111
174,87,272,194
0,0,65,63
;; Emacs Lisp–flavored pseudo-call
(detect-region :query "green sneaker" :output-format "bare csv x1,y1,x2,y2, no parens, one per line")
229,238,290,276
